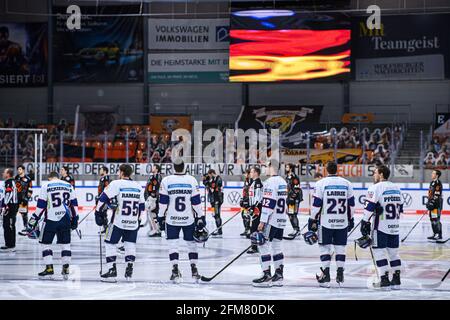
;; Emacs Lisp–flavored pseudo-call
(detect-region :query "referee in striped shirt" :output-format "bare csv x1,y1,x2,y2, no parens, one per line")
1,168,19,252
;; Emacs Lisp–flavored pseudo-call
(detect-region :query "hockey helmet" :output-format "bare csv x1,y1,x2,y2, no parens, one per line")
193,227,209,243
250,231,266,246
426,199,436,211
303,231,318,245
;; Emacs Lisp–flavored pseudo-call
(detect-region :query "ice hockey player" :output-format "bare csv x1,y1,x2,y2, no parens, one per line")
307,161,355,287
251,161,287,287
360,165,403,290
15,165,33,236
95,164,145,282
1,168,18,252
60,165,75,189
426,169,443,241
96,166,111,233
206,169,224,237
144,164,163,237
285,163,303,238
240,169,251,238
158,161,205,283
27,171,79,279
246,166,263,254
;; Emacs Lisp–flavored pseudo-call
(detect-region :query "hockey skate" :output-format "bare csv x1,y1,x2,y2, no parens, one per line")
252,269,272,287
116,245,125,254
211,229,223,238
101,263,118,283
246,245,258,254
125,263,134,281
0,246,16,253
61,264,70,280
379,272,391,290
39,265,54,280
287,228,301,239
336,267,344,286
170,264,182,283
271,266,284,287
148,231,162,238
390,270,401,290
191,264,201,283
316,267,331,288
18,229,28,236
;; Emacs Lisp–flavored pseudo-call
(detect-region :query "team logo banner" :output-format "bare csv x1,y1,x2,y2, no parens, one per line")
282,148,362,164
238,106,323,149
0,23,48,87
53,5,144,83
148,19,229,50
149,115,192,134
435,113,450,136
352,14,450,81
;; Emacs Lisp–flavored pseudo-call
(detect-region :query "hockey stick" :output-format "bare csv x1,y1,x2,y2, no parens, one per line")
283,222,308,240
206,211,241,240
99,229,103,275
78,207,96,226
421,268,450,289
436,238,450,244
369,246,381,288
200,245,253,282
401,212,427,243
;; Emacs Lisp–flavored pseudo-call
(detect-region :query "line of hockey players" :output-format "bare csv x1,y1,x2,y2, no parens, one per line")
0,161,445,289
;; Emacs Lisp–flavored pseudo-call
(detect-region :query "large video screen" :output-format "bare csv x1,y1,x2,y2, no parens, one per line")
229,10,351,82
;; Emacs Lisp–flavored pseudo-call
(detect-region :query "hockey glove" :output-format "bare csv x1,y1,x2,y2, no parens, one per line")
157,215,166,231
27,214,39,231
308,218,318,232
94,210,106,227
360,220,371,237
348,217,355,233
71,215,79,230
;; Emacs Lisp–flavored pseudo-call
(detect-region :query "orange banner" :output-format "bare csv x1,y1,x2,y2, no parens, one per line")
341,113,374,124
150,115,192,134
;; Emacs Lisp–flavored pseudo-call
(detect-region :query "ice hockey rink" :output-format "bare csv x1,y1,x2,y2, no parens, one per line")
0,210,449,300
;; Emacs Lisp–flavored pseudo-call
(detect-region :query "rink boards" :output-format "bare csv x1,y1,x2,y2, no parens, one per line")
27,184,450,215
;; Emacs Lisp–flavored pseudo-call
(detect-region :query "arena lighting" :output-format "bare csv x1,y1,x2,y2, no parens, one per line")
232,10,296,19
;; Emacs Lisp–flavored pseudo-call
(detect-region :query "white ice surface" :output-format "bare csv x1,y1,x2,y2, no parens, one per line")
0,211,449,300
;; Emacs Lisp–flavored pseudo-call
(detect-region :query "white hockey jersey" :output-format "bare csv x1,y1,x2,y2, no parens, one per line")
261,176,288,229
363,181,403,235
36,179,78,222
0,181,4,208
97,179,145,230
158,173,203,226
311,175,355,229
